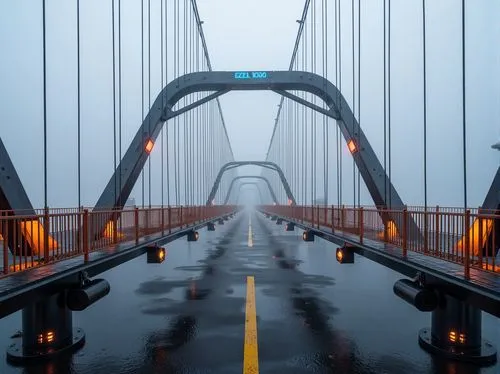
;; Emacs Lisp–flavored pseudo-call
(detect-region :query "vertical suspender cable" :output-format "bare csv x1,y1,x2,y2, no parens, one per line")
422,0,427,210
118,0,122,209
461,0,467,210
352,0,356,208
338,0,343,206
166,0,170,208
357,0,361,206
161,0,164,208
323,0,329,205
77,0,81,208
141,0,145,208
383,0,387,208
42,0,48,210
335,0,339,207
148,0,151,207
388,0,392,208
183,0,187,205
112,0,117,209
174,0,179,205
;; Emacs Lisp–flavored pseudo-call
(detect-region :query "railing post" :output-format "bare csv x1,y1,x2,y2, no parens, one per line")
464,209,471,280
435,206,440,257
2,215,8,275
43,207,50,262
317,206,320,229
134,207,139,245
359,207,364,244
331,205,334,233
341,205,345,231
112,210,118,244
161,206,165,234
402,208,408,257
180,206,183,229
423,208,428,254
168,206,171,233
83,209,89,263
478,208,483,267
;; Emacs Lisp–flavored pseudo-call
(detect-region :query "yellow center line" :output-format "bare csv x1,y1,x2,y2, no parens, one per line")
248,216,253,247
243,276,259,373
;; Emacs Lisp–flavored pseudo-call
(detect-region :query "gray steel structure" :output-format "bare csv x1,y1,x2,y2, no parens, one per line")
92,71,420,239
0,137,37,255
206,161,295,206
223,176,278,205
234,183,265,205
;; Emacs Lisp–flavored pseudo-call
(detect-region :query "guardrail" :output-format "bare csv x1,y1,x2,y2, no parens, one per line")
260,205,499,279
0,205,235,278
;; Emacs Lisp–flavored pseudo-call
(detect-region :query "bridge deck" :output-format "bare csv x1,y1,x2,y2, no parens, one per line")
320,225,500,294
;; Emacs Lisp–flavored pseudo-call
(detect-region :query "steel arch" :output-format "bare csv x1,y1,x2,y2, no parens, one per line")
206,161,295,206
223,176,279,205
235,183,265,205
93,70,420,239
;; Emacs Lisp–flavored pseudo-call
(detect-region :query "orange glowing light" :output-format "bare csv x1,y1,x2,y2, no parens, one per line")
37,331,55,344
158,248,165,261
103,221,124,239
9,260,40,272
336,250,344,262
0,233,3,241
449,330,457,343
20,220,58,256
459,333,466,344
376,220,398,241
456,218,494,257
145,139,154,154
347,140,357,153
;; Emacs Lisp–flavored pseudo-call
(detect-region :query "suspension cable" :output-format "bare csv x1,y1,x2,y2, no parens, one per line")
388,0,392,208
118,0,122,210
42,0,48,209
422,0,427,210
352,0,356,208
112,0,117,209
148,0,151,207
77,0,81,208
141,0,145,208
161,0,164,208
383,0,387,208
461,0,467,210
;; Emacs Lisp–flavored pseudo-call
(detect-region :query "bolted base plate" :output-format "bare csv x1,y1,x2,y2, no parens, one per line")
6,327,85,365
418,328,497,366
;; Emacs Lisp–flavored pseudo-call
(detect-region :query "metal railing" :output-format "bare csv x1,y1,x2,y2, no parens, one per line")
261,205,499,279
0,205,235,278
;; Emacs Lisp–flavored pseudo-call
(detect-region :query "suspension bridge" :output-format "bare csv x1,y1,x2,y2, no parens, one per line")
0,0,499,372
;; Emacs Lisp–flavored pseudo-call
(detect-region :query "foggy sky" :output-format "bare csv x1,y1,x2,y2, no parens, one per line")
0,0,499,209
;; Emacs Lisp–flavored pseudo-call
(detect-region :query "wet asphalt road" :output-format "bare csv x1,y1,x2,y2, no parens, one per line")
0,210,499,373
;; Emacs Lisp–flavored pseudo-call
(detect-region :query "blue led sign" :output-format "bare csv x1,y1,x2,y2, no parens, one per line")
234,71,268,79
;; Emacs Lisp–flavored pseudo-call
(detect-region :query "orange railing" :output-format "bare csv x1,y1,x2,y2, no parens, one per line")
0,205,235,278
261,205,499,279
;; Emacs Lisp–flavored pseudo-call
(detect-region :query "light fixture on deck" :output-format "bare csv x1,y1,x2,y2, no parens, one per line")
187,230,199,242
207,222,216,231
302,230,314,242
336,244,354,264
146,245,166,264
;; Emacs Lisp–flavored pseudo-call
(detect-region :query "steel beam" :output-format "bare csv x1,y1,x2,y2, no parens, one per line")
0,137,37,256
93,71,420,240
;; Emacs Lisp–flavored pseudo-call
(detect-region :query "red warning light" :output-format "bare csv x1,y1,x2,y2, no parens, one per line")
145,139,154,154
